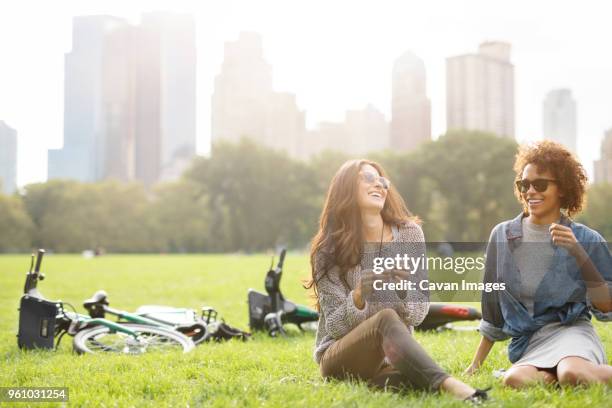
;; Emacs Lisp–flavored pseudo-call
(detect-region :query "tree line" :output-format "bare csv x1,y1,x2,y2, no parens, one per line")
1,131,610,253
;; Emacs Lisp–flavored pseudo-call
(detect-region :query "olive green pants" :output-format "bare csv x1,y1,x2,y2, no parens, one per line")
320,308,450,391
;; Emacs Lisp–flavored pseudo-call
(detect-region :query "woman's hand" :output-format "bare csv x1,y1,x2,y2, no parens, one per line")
391,268,413,282
354,271,379,309
550,223,581,256
550,223,612,311
465,337,494,376
352,287,365,309
361,270,381,297
464,363,479,376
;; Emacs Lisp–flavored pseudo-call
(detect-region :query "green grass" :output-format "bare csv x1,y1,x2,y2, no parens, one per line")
0,254,610,407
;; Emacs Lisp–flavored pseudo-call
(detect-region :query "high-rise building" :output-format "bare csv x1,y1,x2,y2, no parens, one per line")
0,121,17,194
212,32,273,145
212,32,305,157
102,24,137,182
594,129,612,184
265,92,305,157
49,16,128,182
391,51,430,151
48,13,196,186
446,41,515,138
301,105,388,158
543,89,577,153
135,12,197,185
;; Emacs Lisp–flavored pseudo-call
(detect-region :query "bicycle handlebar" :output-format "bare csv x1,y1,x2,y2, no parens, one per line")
23,249,45,295
276,248,286,271
34,249,45,274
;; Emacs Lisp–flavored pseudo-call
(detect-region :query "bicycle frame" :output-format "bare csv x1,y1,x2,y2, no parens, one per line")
61,309,143,338
100,305,182,331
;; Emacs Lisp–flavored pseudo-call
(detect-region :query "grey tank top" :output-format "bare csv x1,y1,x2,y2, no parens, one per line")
513,218,556,315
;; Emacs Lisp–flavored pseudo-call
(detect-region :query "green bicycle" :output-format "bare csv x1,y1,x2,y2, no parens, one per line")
17,250,194,354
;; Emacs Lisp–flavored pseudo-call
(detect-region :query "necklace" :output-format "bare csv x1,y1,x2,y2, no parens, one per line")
378,221,385,258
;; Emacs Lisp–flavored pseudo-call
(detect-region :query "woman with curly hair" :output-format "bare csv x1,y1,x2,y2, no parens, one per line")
465,140,612,387
308,159,488,402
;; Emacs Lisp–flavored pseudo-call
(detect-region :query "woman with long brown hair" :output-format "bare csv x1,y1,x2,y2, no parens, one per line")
307,159,487,401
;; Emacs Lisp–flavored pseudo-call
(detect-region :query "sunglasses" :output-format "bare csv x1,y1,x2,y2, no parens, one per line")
515,178,557,193
361,172,390,190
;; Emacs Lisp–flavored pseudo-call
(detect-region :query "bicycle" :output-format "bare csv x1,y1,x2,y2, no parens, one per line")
17,250,194,354
247,248,320,336
81,290,214,345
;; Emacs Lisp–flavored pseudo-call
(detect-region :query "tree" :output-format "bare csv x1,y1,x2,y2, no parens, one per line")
185,138,320,252
22,180,153,252
0,193,33,252
578,183,612,241
13,133,530,252
390,131,521,241
147,180,209,252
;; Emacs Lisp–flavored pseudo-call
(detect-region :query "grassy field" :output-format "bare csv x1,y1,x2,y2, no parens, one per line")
1,254,610,407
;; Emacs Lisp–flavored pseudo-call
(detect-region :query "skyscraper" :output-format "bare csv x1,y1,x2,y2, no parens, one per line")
133,12,197,185
102,24,137,182
49,15,128,182
212,32,304,157
543,89,577,153
446,41,515,138
265,92,305,158
391,51,430,151
0,121,17,194
594,129,612,184
212,32,273,146
48,13,197,186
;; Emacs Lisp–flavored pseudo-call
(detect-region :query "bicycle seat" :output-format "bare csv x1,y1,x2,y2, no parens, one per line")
83,290,109,310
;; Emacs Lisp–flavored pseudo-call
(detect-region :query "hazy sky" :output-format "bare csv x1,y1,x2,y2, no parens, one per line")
1,0,611,187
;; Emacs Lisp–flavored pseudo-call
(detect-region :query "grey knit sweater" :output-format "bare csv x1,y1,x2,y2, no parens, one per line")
313,222,430,363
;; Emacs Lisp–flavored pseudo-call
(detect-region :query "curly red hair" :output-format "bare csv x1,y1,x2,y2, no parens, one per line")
513,140,588,217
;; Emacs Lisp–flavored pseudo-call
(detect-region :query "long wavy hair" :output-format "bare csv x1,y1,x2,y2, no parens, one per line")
305,159,417,310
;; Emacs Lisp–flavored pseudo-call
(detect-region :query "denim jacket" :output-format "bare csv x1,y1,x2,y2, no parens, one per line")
479,212,612,363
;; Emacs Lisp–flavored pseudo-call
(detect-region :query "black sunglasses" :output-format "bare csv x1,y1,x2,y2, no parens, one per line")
515,178,557,193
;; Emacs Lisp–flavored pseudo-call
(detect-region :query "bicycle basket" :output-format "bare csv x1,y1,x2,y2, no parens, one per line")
17,295,59,350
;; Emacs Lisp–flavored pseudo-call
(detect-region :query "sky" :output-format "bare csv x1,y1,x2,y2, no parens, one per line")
1,0,611,187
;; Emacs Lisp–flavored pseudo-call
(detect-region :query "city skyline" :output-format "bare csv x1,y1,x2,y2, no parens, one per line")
211,32,392,158
1,1,612,187
48,12,196,186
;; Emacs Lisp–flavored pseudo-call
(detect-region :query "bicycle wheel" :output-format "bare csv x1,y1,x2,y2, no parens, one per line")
72,324,194,354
